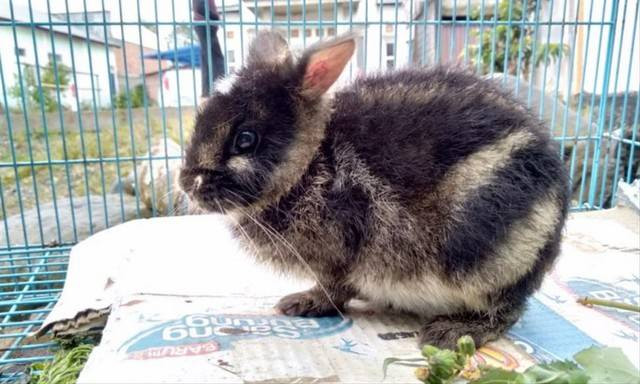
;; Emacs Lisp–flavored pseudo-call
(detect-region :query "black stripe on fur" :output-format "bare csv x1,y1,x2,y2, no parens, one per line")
438,141,566,276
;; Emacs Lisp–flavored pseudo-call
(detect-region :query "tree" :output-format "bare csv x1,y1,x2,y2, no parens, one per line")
10,60,71,113
467,0,568,77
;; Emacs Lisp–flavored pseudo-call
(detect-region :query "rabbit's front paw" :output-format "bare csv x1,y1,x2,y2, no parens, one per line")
276,289,340,317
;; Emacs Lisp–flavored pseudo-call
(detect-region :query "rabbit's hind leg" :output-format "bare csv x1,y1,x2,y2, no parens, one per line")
418,306,522,350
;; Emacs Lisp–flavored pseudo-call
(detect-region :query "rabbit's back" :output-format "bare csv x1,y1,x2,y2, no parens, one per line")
326,67,569,312
330,67,548,193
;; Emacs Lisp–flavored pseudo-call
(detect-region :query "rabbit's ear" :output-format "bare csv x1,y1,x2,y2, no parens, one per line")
248,30,291,67
300,33,356,98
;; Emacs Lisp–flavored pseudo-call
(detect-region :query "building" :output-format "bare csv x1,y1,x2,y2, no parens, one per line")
143,0,257,106
410,0,639,98
111,24,174,106
242,0,414,85
0,0,119,110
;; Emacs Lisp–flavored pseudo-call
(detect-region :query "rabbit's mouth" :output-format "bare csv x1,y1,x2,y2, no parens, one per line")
178,166,259,214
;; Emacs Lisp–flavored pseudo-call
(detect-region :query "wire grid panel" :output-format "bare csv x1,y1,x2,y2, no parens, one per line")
0,246,69,379
0,0,638,374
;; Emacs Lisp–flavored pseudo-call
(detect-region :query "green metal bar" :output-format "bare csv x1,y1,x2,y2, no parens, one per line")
448,0,456,63
8,0,45,247
500,0,515,84
0,154,182,168
393,0,400,70
0,342,56,351
81,0,111,230
1,256,47,332
44,0,79,243
0,279,66,289
626,95,640,182
559,0,582,193
100,0,126,223
588,0,620,207
407,0,415,65
63,0,95,233
0,262,67,272
0,288,63,299
435,0,443,64
487,0,500,76
187,0,200,110
615,0,639,185
538,0,558,121
238,0,246,64
205,0,215,94
0,19,612,27
577,0,609,208
512,0,531,95
170,0,186,171
135,0,158,216
25,0,62,244
116,0,143,219
0,270,67,279
0,246,72,256
463,0,471,63
598,0,632,207
0,302,54,364
270,0,276,30
221,0,230,75
474,0,486,73
364,0,369,70
378,0,384,69
0,178,11,251
570,0,600,207
151,0,173,217
0,68,20,256
551,0,573,157
525,0,544,108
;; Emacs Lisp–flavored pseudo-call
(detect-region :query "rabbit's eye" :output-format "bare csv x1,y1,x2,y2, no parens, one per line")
233,130,258,153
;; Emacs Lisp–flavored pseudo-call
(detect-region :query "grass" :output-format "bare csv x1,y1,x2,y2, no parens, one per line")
0,106,194,220
28,343,94,384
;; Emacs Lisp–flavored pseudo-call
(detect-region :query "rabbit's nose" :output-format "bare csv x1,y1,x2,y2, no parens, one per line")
193,175,204,190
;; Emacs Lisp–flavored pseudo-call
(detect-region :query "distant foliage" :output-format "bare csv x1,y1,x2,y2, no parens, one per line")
10,60,71,113
468,0,568,76
113,84,151,109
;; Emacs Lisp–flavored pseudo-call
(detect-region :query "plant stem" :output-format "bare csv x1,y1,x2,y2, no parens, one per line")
577,297,640,313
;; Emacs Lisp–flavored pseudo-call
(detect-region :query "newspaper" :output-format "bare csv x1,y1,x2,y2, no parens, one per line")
36,193,639,383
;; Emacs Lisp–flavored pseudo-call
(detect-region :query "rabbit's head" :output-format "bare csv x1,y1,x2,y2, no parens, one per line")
180,31,355,213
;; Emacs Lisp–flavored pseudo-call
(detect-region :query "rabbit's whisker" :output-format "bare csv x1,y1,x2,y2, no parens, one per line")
225,197,345,320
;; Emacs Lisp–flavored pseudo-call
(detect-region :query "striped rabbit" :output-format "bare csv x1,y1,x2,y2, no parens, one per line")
179,31,570,348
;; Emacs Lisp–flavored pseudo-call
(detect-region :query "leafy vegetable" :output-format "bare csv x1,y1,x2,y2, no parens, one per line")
383,336,639,384
574,347,640,384
28,344,93,384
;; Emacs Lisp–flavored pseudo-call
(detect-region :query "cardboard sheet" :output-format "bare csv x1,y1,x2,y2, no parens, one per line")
35,191,640,383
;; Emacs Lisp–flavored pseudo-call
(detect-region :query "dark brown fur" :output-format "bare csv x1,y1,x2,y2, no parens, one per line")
180,31,570,348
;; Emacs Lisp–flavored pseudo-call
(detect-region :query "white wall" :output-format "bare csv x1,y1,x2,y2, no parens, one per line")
352,0,412,75
158,67,201,107
578,0,639,95
219,4,256,74
0,25,116,110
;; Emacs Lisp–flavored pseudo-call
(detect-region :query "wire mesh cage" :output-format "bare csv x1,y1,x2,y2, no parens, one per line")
0,0,638,378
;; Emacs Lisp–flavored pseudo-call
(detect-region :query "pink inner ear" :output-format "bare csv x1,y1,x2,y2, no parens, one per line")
304,62,329,89
302,40,355,97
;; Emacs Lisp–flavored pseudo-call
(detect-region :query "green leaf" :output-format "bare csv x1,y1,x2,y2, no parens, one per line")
470,367,524,384
574,346,640,384
523,361,589,384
